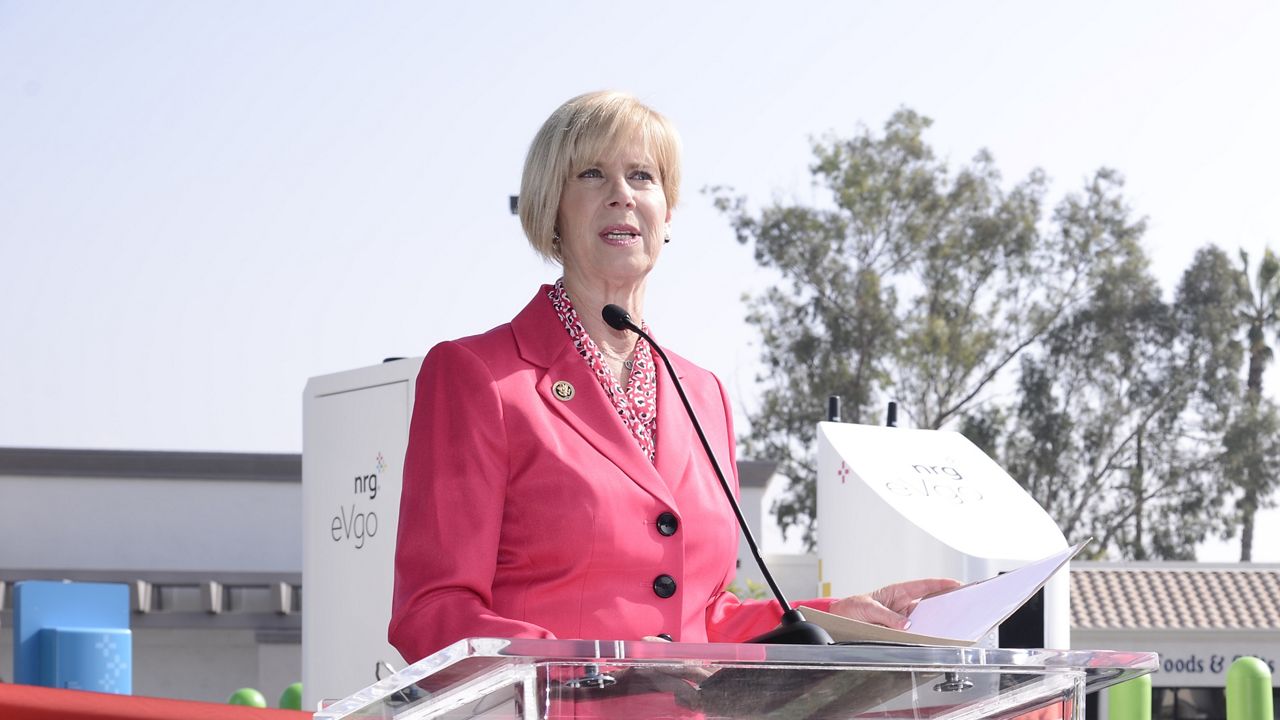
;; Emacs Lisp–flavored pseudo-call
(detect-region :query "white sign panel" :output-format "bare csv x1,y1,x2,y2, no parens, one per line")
302,360,419,708
817,421,1071,648
821,422,1064,562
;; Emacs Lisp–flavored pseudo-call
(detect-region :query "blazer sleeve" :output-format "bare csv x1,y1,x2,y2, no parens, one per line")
700,371,839,643
705,594,839,643
388,341,554,664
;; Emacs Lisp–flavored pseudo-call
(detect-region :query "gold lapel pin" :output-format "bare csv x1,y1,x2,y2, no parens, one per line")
552,380,575,401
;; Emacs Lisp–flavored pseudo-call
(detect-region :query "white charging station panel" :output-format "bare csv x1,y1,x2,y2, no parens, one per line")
302,358,420,709
816,421,1071,649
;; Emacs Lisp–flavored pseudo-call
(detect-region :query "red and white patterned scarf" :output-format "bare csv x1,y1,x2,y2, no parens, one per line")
547,279,659,463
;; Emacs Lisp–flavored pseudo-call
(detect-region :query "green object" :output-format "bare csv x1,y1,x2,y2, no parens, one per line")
1227,656,1273,720
228,687,268,707
1106,673,1151,720
279,682,303,710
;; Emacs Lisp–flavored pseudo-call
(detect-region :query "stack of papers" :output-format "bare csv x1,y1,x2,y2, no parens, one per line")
806,541,1088,646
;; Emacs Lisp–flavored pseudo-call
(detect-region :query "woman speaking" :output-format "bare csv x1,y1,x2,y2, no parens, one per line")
388,91,954,664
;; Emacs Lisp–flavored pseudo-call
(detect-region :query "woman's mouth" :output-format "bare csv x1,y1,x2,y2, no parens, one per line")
600,225,642,246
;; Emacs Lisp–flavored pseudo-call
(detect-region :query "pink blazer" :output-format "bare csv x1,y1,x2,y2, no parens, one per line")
388,287,833,663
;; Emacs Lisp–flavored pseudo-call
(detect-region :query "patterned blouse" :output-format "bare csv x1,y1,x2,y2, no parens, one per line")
547,279,659,463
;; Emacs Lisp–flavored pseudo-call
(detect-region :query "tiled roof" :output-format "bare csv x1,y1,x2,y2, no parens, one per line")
1071,564,1280,630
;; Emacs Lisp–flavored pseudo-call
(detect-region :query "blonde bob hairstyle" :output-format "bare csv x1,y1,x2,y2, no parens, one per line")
519,91,682,264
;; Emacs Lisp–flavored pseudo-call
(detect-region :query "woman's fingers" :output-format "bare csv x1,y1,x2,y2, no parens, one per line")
831,578,963,630
829,594,911,630
873,577,962,612
861,602,911,630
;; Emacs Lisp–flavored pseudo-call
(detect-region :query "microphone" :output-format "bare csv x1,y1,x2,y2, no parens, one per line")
602,304,833,645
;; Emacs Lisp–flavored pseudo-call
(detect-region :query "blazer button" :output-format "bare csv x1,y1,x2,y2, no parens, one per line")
653,574,677,599
656,512,678,537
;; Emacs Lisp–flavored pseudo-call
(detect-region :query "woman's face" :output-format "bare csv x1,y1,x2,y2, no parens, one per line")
556,135,671,288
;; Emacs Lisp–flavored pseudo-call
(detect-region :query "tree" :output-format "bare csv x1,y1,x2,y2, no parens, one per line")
1175,247,1247,427
1170,246,1249,546
1229,248,1280,560
712,110,1128,548
994,244,1241,559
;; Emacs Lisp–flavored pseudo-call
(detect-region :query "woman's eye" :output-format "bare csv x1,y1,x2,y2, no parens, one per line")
578,168,603,179
630,170,656,182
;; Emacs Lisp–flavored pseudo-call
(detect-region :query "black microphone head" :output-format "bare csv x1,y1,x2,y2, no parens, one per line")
601,304,635,331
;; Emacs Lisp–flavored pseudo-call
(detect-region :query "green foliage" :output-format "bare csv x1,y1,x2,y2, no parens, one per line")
1238,248,1280,401
712,110,1132,550
713,108,1276,560
1219,400,1280,561
998,241,1238,559
726,578,772,600
1227,248,1280,560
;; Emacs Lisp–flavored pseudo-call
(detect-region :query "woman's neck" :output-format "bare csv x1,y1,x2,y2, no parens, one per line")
561,273,646,359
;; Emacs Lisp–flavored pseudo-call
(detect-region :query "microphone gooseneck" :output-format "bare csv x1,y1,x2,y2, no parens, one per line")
601,304,833,646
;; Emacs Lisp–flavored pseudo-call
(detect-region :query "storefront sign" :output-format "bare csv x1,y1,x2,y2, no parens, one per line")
1137,641,1279,687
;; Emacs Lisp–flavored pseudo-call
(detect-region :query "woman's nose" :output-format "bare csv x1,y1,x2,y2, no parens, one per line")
607,177,636,208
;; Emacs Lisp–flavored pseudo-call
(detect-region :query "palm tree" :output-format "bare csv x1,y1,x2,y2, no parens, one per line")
1233,248,1280,561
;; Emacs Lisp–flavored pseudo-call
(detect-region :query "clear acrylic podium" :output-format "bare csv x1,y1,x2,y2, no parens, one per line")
315,637,1157,719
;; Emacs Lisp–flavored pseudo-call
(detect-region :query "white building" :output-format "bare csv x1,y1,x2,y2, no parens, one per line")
0,447,302,703
1071,563,1280,719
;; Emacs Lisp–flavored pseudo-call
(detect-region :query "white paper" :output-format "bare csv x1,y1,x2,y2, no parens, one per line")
804,607,974,646
904,541,1088,642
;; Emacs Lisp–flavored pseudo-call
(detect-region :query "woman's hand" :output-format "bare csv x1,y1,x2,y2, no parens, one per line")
828,577,962,630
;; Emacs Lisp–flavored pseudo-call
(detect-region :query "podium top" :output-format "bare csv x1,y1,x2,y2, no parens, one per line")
318,637,1158,719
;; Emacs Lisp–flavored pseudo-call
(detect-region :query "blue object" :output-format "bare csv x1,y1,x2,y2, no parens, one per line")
13,581,132,694
40,627,132,693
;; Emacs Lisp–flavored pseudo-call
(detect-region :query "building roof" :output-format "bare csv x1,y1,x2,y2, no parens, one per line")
1,447,778,487
1072,563,1280,630
0,446,300,481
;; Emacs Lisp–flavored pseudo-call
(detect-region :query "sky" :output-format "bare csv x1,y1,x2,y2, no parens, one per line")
2,1,1278,561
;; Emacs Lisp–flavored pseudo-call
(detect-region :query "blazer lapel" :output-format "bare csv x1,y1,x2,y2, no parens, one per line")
653,349,695,493
512,287,678,509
